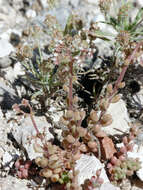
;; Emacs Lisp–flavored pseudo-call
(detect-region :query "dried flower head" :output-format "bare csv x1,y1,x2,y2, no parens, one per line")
117,30,130,48
99,0,112,14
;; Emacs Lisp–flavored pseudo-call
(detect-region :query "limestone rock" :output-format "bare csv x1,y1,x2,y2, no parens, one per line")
75,154,109,185
48,7,71,30
102,99,131,136
12,115,53,160
128,144,143,181
97,183,120,190
26,9,36,18
0,56,13,68
0,39,14,58
0,176,29,190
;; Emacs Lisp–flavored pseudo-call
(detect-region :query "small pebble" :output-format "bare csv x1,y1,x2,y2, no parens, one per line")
26,9,36,18
10,32,21,47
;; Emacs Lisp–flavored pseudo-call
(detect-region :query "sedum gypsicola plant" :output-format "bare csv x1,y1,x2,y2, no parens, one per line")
13,0,143,189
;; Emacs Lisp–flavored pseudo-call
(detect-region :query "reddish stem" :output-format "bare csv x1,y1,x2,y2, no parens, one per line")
99,41,143,120
109,65,128,102
110,41,143,101
68,61,73,110
30,113,40,135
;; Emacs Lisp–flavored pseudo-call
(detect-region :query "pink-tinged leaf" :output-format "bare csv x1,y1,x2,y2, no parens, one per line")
123,136,128,145
22,168,28,178
17,171,22,178
127,143,134,152
24,160,32,169
110,156,118,165
120,146,127,154
95,130,107,137
15,159,21,168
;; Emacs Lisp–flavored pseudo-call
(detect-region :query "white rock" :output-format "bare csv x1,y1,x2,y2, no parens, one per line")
75,154,109,185
0,6,17,27
93,12,117,39
13,116,53,160
2,152,12,165
127,144,143,181
0,29,22,41
0,148,4,159
40,0,48,8
13,62,25,76
86,0,98,5
132,88,143,106
94,13,105,25
26,9,36,18
69,0,80,7
3,62,24,81
48,7,71,30
97,183,120,190
0,31,10,41
0,56,12,68
0,39,14,57
49,105,63,123
102,99,131,135
0,176,29,190
137,0,143,7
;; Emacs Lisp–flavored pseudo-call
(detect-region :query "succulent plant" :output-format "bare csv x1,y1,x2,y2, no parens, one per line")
82,169,104,190
110,158,141,181
12,1,143,189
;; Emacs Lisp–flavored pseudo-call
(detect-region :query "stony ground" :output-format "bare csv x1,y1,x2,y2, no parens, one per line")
0,0,143,190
